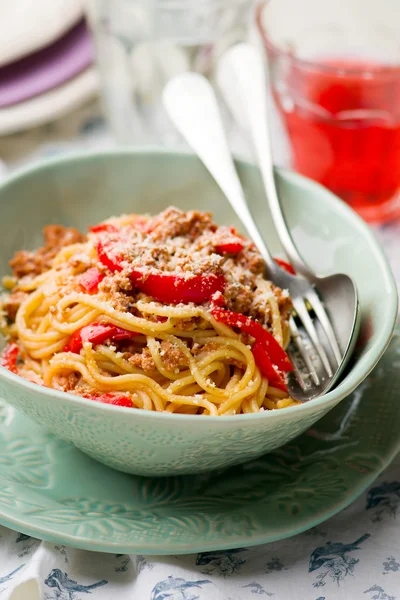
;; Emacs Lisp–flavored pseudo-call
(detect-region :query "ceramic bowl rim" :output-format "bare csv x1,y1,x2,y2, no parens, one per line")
0,147,397,423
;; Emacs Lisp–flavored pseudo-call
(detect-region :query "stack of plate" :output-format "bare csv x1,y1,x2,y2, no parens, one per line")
0,0,98,135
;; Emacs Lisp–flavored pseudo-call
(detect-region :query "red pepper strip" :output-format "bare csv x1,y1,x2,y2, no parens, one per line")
64,323,137,354
129,270,226,305
215,240,244,254
211,307,293,373
210,290,226,308
1,343,19,374
97,238,226,304
274,258,296,275
97,238,124,272
79,267,105,293
214,226,245,254
252,341,288,392
87,393,134,408
89,223,119,233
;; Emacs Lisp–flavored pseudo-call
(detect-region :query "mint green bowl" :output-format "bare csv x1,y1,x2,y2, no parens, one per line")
0,150,396,476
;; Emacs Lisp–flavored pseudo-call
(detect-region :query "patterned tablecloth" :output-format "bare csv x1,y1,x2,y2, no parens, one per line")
0,101,399,600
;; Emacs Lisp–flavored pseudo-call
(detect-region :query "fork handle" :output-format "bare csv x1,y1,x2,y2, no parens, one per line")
217,43,311,278
163,72,278,274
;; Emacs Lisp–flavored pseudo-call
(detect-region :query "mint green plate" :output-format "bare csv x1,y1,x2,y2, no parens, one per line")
0,324,398,555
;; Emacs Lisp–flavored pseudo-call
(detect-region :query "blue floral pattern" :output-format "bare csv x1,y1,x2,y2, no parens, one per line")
114,554,130,573
14,532,38,559
309,534,370,587
364,585,396,600
0,565,24,586
150,576,211,600
136,555,154,574
54,545,69,564
366,482,400,522
44,569,108,600
242,582,274,595
196,549,247,577
382,557,400,574
265,557,286,573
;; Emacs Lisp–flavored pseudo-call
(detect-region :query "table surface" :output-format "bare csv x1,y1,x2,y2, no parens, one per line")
0,101,399,600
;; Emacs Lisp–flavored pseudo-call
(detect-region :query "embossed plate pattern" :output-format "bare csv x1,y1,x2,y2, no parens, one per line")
0,326,399,555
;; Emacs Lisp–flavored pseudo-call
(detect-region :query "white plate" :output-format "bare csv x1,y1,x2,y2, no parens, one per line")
0,69,99,136
0,0,83,67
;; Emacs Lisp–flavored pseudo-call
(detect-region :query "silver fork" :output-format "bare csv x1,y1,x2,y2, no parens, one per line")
163,68,359,401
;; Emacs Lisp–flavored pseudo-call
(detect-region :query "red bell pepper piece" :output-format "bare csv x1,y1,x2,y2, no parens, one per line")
251,341,288,392
129,270,226,305
210,290,226,308
87,393,134,408
274,258,296,275
215,240,244,254
214,227,245,254
1,342,19,374
156,316,168,323
79,267,105,293
97,238,226,304
211,307,293,391
64,322,137,354
211,307,293,373
96,238,125,273
89,223,119,234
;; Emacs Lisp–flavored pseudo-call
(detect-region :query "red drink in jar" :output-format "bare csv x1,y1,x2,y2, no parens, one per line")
258,0,400,223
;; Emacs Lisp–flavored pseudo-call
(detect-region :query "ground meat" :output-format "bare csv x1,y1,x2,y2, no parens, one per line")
238,246,265,275
159,341,188,371
3,290,27,321
128,347,156,373
99,274,135,312
9,252,43,279
224,278,292,330
149,207,215,241
53,372,79,392
192,341,218,356
10,225,86,278
121,237,223,278
172,317,201,332
127,341,188,373
44,224,85,249
273,285,292,322
224,282,254,316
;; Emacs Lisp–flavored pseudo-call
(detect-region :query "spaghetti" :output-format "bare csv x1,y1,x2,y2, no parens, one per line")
0,207,298,415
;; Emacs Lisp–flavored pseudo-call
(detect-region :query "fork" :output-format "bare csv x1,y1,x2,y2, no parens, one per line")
163,65,359,400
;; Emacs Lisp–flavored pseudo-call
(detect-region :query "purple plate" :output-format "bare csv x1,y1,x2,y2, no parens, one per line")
0,19,94,108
